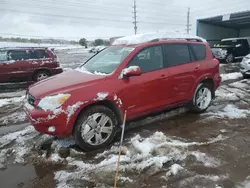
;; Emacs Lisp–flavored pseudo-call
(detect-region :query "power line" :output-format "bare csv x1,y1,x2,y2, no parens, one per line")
1,9,185,26
132,0,138,35
5,1,187,21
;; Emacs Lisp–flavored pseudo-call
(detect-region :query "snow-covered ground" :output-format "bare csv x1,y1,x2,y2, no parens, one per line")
0,48,250,187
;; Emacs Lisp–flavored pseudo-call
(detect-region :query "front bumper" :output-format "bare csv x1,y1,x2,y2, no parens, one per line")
51,67,63,75
23,101,72,137
239,61,250,75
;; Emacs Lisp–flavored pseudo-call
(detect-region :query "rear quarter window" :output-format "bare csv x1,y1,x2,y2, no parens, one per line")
190,44,206,61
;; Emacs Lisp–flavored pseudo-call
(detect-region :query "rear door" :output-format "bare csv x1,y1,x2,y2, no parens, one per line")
7,50,32,81
118,45,169,118
162,43,202,103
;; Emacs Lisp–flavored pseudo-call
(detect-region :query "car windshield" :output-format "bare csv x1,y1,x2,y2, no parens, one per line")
80,46,135,74
219,40,236,46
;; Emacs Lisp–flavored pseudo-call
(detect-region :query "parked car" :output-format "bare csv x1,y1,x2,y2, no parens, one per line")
211,37,250,63
89,46,106,54
23,34,221,151
240,53,250,78
0,47,63,83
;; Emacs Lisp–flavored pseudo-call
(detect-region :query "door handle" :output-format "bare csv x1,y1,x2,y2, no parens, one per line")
161,74,165,77
195,65,200,70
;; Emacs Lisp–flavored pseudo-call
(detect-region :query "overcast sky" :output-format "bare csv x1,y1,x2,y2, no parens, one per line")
1,0,250,40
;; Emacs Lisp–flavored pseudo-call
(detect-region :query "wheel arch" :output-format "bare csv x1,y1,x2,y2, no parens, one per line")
71,99,124,134
200,77,215,98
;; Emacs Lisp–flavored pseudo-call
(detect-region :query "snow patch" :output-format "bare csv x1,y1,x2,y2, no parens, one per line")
221,72,242,82
191,151,220,167
215,88,239,101
0,96,25,107
66,101,84,123
167,164,183,176
95,92,109,101
218,104,250,119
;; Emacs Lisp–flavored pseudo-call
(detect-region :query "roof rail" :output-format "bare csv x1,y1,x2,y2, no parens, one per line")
0,46,49,50
148,37,203,43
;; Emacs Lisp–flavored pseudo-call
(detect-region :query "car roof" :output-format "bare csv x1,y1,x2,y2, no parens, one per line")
111,32,207,47
112,39,207,49
222,37,250,41
0,47,50,51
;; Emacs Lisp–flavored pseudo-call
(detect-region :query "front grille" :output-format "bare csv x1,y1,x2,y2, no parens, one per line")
27,93,35,106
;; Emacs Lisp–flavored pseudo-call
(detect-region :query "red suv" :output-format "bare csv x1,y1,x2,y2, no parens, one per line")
0,47,62,83
23,35,221,151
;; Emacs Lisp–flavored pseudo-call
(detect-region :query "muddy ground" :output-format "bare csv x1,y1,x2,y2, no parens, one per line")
0,48,250,188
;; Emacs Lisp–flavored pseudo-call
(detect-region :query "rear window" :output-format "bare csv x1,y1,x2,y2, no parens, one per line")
29,50,49,59
190,44,206,61
163,44,191,67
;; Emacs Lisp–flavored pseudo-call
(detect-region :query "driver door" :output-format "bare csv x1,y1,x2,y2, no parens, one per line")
118,45,169,118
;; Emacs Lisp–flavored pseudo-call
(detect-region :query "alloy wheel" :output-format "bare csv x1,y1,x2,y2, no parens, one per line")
81,113,113,146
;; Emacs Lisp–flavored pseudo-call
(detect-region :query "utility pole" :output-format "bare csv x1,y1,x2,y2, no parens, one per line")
132,0,138,35
186,7,191,34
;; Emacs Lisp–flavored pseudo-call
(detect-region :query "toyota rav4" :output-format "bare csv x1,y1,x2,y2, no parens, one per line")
23,34,221,151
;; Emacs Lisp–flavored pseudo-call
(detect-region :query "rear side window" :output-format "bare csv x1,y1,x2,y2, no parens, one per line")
29,50,49,59
8,50,29,61
163,44,191,67
190,44,206,61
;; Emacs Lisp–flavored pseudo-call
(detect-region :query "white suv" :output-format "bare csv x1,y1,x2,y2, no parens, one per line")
240,54,250,78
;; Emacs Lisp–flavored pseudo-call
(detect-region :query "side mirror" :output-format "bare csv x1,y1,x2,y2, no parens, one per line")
236,44,242,48
121,66,142,78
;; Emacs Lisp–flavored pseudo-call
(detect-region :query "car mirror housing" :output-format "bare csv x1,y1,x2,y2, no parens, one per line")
120,66,142,79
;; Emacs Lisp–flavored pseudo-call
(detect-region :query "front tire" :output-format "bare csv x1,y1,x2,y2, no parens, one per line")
189,83,213,113
73,105,118,151
226,53,234,64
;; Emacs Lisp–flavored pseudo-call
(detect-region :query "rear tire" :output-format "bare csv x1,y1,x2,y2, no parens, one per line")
243,73,250,79
73,105,118,151
33,70,50,82
189,83,213,113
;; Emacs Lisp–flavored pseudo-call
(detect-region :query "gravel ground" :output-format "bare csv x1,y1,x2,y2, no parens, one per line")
0,48,250,188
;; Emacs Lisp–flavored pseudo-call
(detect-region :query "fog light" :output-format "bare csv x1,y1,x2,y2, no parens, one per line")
48,126,56,132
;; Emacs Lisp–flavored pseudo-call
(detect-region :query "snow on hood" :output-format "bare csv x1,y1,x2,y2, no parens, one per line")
112,31,207,45
28,70,106,99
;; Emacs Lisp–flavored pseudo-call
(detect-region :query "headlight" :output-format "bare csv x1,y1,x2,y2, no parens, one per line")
38,94,71,111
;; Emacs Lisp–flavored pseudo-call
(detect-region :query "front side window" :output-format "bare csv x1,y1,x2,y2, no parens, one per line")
128,46,164,73
164,44,191,67
82,46,135,74
0,51,7,62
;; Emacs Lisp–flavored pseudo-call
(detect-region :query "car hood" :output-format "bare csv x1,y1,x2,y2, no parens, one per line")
212,45,233,49
28,69,107,99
